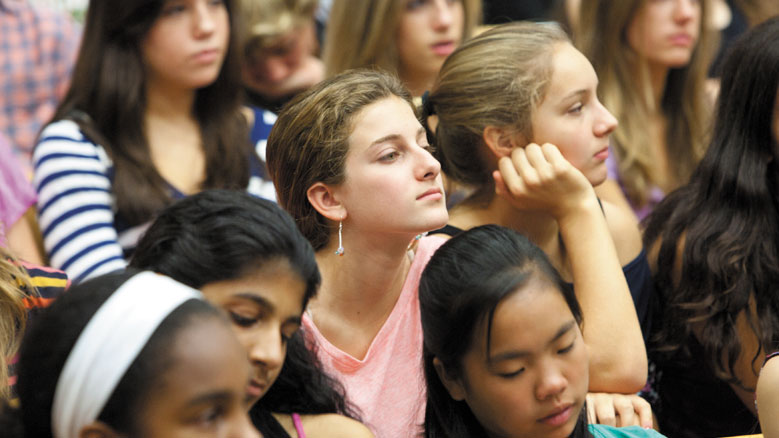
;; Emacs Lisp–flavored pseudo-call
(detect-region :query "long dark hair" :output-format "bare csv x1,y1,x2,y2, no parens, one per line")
643,17,779,388
129,190,362,433
15,270,220,437
419,225,590,438
51,0,250,226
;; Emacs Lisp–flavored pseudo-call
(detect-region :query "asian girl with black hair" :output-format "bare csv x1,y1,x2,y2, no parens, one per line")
420,225,665,438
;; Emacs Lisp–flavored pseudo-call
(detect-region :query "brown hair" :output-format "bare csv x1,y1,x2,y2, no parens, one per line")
576,0,716,206
241,0,318,49
426,22,570,204
0,250,33,401
52,0,250,226
323,0,482,79
266,69,413,251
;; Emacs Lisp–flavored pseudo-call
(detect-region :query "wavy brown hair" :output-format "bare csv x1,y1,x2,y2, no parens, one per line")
50,0,250,226
643,17,779,389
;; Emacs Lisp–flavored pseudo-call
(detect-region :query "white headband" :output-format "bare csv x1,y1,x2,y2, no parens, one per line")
52,271,203,438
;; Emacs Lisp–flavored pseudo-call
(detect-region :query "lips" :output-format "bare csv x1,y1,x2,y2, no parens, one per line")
417,187,443,201
431,40,456,57
192,48,221,64
538,404,574,426
594,147,609,161
669,33,693,47
247,379,267,399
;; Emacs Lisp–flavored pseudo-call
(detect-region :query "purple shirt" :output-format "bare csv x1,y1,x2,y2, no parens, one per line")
605,148,665,222
0,132,36,244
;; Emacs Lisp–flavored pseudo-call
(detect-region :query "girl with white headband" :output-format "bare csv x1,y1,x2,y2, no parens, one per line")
11,270,260,438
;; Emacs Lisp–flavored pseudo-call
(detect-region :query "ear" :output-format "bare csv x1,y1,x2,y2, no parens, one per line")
482,125,522,159
79,421,122,438
307,182,346,222
433,357,467,401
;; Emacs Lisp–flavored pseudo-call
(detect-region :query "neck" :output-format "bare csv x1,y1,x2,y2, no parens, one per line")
450,195,560,247
312,229,417,324
145,79,197,122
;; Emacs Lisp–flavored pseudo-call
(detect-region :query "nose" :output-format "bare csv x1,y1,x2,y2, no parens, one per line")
593,100,618,138
263,57,291,83
417,145,442,181
193,0,217,37
673,0,697,23
535,363,568,401
432,0,454,30
247,329,285,374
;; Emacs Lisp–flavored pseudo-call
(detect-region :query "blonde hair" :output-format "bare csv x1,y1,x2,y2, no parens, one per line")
266,69,413,251
0,250,33,402
323,0,482,78
426,22,570,204
242,0,318,48
576,0,717,206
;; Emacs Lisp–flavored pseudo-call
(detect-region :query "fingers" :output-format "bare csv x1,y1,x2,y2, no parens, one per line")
632,396,654,429
613,395,637,427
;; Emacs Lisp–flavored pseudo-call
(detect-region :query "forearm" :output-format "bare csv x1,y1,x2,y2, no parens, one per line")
558,200,647,392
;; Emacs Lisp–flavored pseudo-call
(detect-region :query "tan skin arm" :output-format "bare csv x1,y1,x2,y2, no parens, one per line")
5,207,45,265
494,143,648,394
272,413,375,438
758,355,779,437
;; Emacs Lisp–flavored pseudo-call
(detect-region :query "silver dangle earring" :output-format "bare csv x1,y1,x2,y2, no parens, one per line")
335,221,345,256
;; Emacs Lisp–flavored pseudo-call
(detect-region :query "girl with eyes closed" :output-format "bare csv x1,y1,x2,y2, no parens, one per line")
419,225,666,438
130,189,373,438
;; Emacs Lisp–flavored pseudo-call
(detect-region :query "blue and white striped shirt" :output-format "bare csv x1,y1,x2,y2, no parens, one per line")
33,109,276,283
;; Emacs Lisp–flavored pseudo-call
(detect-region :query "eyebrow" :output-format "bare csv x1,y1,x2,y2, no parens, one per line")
489,320,577,363
186,391,233,408
232,293,302,326
561,89,589,103
369,128,427,149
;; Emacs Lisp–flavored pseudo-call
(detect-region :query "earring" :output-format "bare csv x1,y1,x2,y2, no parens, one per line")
335,221,345,256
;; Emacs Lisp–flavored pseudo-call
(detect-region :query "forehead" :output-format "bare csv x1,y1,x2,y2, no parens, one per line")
541,43,598,102
159,316,248,395
200,258,307,312
347,96,421,150
481,279,575,354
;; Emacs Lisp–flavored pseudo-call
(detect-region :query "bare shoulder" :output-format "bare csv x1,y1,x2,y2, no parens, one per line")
275,413,375,438
601,200,642,265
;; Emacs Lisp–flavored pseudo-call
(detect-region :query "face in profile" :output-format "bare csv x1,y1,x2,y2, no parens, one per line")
136,315,259,438
395,0,465,90
438,275,589,438
626,0,701,69
142,0,231,91
528,43,618,187
331,95,448,235
200,258,307,405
